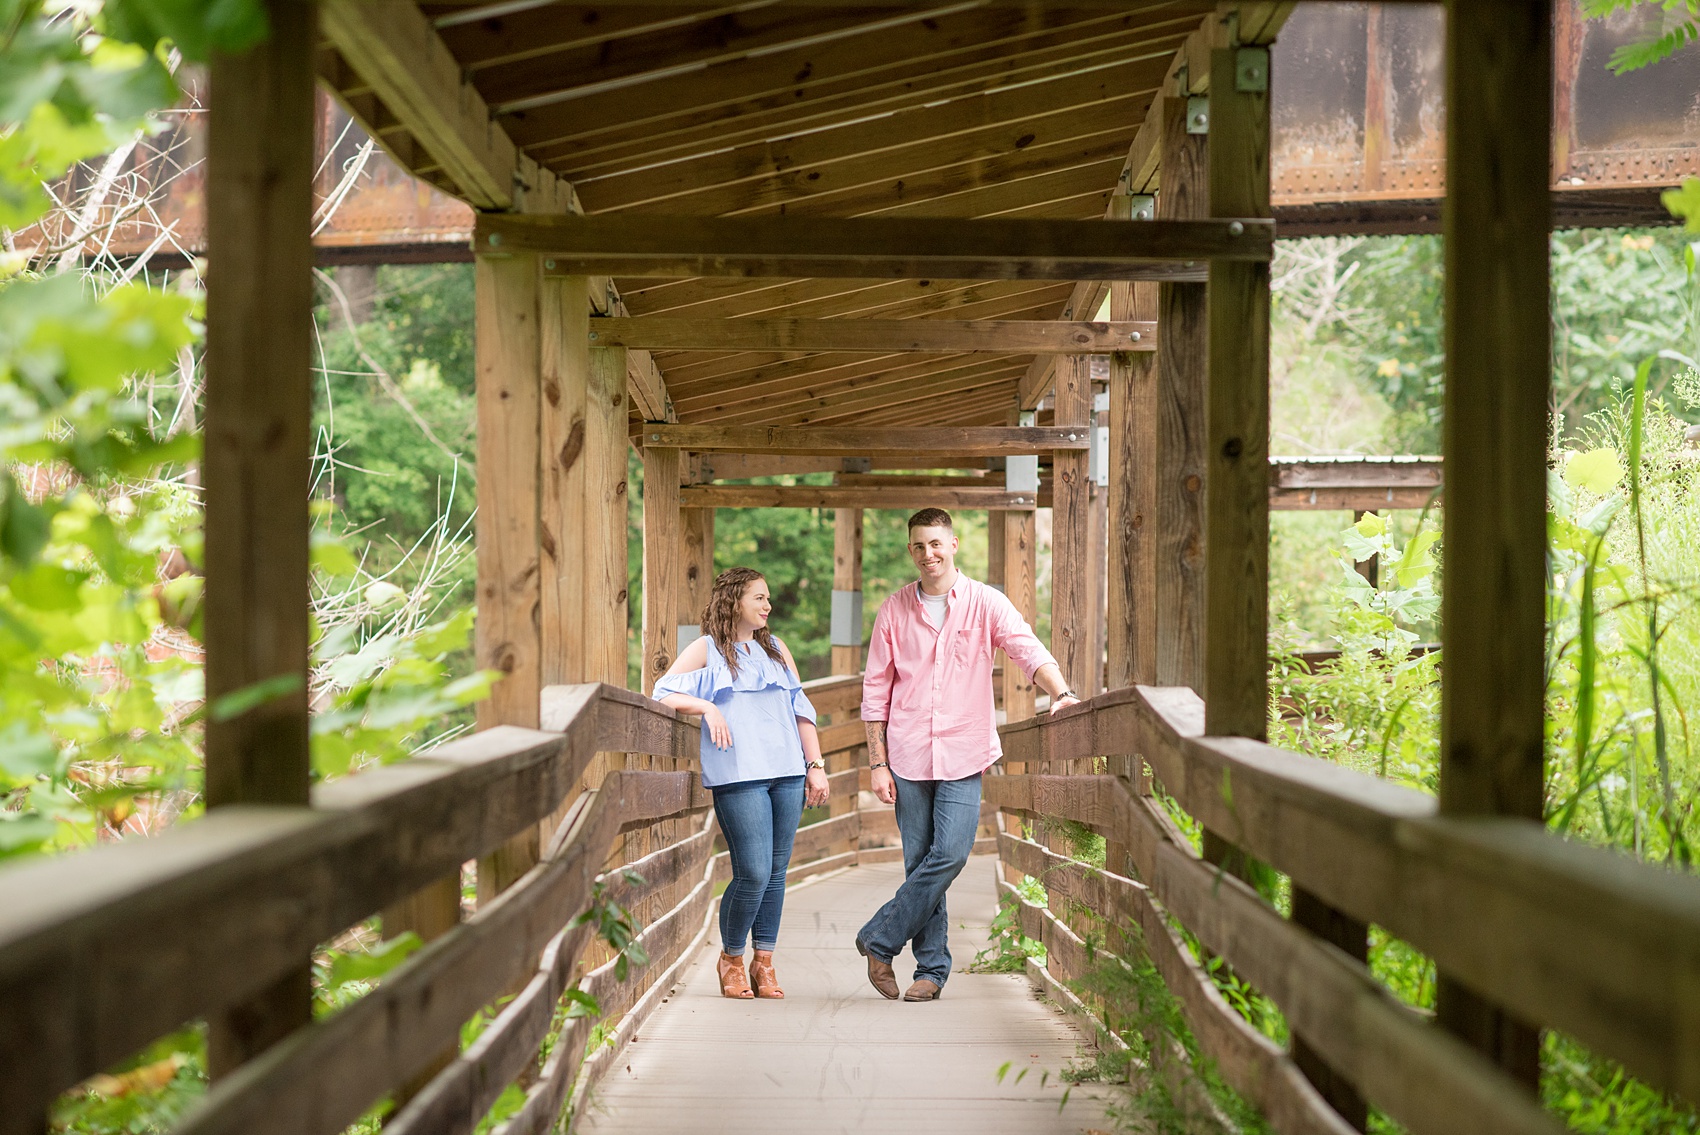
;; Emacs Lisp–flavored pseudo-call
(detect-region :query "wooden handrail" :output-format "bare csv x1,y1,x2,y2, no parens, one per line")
0,684,698,1133
991,685,1700,1124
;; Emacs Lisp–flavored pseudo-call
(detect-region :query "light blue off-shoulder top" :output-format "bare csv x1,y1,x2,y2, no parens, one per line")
651,636,818,788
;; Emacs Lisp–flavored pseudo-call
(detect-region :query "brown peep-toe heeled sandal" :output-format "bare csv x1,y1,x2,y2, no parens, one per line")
718,952,755,999
750,950,785,999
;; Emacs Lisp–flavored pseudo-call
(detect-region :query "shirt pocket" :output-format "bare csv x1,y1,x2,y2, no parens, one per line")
952,630,992,667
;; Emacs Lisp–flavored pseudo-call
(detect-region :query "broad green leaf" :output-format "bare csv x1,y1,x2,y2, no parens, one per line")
1564,448,1626,495
409,608,474,658
8,562,90,611
0,814,58,857
1664,178,1700,234
325,932,422,989
209,672,304,722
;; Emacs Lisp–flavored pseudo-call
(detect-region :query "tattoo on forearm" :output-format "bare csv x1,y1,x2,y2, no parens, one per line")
865,721,887,765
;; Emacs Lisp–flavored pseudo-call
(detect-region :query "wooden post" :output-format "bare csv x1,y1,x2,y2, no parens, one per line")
1156,94,1208,693
1088,434,1108,697
1107,269,1160,690
1437,0,1551,1091
679,506,715,643
1203,44,1270,739
831,508,864,675
472,251,545,905
642,445,682,694
202,0,315,1078
1051,354,1092,693
541,285,632,793
1002,509,1038,721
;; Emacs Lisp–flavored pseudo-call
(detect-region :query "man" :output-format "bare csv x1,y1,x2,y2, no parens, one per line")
855,507,1081,1001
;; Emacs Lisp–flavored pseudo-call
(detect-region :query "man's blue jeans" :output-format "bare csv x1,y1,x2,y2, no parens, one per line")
713,775,806,956
857,771,982,987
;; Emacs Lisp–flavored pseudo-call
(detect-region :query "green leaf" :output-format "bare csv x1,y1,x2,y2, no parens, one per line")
1664,178,1700,234
0,814,58,857
8,562,90,611
1563,448,1626,495
325,932,422,989
209,672,304,722
104,0,273,63
310,532,359,578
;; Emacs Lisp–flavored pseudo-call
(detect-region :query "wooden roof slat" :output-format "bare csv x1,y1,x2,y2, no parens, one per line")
548,28,1188,184
592,318,1151,353
574,62,1154,213
438,2,776,69
676,356,1028,420
482,4,985,114
508,6,1204,161
640,423,1088,456
719,369,1028,427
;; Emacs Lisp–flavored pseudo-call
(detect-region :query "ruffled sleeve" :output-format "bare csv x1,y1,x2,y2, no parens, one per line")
652,655,713,703
790,685,818,724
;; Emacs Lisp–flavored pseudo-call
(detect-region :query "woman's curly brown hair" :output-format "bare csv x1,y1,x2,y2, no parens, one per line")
702,567,785,677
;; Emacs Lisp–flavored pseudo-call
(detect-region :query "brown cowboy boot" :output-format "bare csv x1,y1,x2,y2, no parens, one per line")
904,978,942,1002
717,952,754,999
856,938,900,1000
750,950,785,998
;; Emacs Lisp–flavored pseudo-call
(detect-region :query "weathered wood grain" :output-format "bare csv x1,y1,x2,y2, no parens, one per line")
590,317,1155,353
641,445,682,694
201,0,318,1080
679,484,1041,510
1203,47,1271,739
1052,354,1094,693
1003,508,1039,723
1437,0,1554,1088
0,716,603,1125
644,424,1088,457
1154,94,1208,694
996,686,1700,1102
482,214,1269,279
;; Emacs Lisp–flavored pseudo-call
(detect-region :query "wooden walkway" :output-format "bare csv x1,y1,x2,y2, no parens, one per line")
579,856,1107,1135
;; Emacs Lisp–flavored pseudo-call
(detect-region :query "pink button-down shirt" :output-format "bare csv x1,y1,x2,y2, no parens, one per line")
861,575,1058,781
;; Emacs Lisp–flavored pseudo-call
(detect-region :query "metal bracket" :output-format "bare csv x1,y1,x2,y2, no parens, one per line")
1128,193,1155,220
1186,96,1210,135
830,590,864,647
1235,46,1269,93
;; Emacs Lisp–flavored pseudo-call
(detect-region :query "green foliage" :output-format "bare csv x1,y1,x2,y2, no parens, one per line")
571,869,650,982
971,875,1048,972
49,1027,206,1134
314,930,422,1016
1581,0,1700,73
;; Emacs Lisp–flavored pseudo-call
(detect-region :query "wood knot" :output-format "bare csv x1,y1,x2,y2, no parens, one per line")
1184,475,1201,493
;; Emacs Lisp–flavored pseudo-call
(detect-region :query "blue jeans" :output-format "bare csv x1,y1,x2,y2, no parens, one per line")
857,771,982,986
713,775,805,956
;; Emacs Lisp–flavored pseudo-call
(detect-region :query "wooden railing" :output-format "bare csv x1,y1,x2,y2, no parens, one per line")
0,677,876,1135
988,685,1700,1135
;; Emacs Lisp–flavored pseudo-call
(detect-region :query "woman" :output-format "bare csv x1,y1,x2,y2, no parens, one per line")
653,567,830,1000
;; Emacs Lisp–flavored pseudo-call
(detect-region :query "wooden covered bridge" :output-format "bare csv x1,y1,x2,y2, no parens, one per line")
4,2,1698,1134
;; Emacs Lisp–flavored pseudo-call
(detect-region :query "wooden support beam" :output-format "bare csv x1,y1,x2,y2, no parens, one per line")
680,485,1039,510
1437,0,1552,1092
1051,356,1094,694
678,507,714,645
1107,205,1161,689
1003,510,1039,723
642,447,682,694
481,214,1269,280
1156,94,1209,693
202,0,316,1078
642,425,1088,457
587,318,1155,354
320,0,567,212
832,509,864,675
1203,44,1271,738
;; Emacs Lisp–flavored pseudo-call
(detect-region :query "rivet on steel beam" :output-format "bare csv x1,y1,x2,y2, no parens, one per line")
1228,221,1245,237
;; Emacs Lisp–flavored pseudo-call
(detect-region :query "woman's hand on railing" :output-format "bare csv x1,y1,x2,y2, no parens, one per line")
805,765,829,806
703,706,733,750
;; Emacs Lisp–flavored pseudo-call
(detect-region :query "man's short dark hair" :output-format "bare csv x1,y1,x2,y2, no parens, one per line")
907,507,954,534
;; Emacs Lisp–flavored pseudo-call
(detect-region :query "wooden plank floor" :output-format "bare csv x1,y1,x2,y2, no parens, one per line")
579,856,1109,1134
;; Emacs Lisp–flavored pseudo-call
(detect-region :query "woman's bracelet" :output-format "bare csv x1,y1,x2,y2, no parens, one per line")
868,760,889,770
